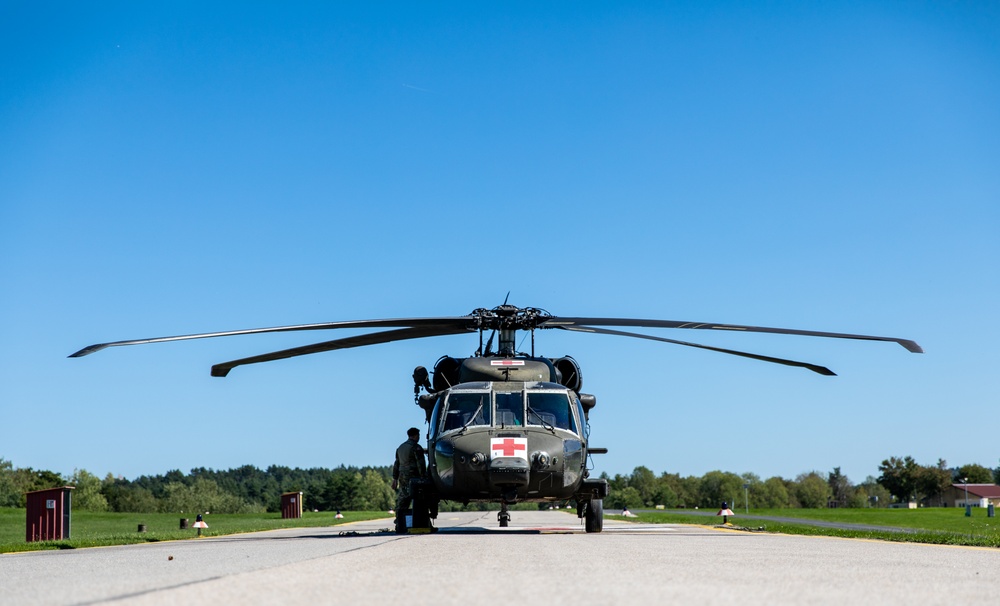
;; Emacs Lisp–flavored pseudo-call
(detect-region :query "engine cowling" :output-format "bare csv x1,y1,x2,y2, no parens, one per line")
432,356,462,392
552,356,583,393
458,357,554,383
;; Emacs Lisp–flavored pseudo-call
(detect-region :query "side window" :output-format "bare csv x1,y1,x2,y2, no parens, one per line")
442,393,490,432
527,392,575,432
495,392,524,427
428,395,445,438
574,397,587,435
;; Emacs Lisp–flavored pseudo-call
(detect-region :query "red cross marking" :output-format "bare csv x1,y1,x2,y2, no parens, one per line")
494,438,526,457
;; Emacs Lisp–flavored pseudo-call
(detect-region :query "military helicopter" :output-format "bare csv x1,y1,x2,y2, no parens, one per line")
71,304,922,533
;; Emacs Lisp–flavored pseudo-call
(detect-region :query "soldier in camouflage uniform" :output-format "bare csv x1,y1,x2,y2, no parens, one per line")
391,427,426,532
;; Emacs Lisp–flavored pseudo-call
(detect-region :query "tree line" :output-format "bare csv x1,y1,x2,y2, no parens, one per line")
1,456,997,513
0,460,396,513
602,459,999,510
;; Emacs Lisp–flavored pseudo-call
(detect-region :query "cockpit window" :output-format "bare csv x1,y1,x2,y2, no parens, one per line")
428,395,444,438
495,392,523,427
442,393,490,432
527,392,576,432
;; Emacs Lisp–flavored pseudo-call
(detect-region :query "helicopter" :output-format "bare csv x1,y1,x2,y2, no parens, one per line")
71,304,922,533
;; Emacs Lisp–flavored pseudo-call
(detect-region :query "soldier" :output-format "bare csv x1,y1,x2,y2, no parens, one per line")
392,427,426,533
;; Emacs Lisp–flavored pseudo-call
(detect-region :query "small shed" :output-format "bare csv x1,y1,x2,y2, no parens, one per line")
25,486,75,542
281,492,303,519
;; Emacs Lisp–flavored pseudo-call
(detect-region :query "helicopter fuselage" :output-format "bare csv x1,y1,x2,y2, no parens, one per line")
425,380,593,504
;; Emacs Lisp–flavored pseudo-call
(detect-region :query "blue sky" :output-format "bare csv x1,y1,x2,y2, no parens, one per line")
2,2,997,486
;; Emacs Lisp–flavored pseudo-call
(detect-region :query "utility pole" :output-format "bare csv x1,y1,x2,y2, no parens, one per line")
964,477,971,540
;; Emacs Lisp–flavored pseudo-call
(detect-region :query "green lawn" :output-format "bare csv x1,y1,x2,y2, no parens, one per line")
7,506,999,551
628,507,1000,547
1,508,393,553
737,507,995,533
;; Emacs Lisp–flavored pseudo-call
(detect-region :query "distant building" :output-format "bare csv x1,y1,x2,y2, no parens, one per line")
940,484,1000,508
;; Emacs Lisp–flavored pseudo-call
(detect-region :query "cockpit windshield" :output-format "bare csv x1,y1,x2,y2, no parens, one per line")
442,392,490,432
495,392,524,427
438,387,578,434
527,391,576,432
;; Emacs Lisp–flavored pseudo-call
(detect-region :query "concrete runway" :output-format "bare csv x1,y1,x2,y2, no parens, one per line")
2,510,997,605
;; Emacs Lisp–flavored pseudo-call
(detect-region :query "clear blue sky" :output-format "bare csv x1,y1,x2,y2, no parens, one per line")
2,2,997,486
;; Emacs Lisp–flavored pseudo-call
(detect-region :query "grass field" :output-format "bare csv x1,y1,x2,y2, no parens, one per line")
627,507,1000,547
0,508,392,554
5,507,999,552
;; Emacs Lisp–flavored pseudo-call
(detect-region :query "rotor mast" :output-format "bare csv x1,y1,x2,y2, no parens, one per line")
495,304,519,356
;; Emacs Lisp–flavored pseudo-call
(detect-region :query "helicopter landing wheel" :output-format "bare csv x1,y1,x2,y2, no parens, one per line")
498,504,511,528
584,498,604,533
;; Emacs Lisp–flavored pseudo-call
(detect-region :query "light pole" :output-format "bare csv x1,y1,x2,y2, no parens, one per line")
963,477,972,539
743,483,750,514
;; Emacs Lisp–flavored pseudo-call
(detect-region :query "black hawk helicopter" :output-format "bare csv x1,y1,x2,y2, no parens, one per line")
71,304,921,533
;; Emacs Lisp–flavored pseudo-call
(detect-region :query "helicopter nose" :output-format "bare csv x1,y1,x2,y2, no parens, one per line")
489,456,530,487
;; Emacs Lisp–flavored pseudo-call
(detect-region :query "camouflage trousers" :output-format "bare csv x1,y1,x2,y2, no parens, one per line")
395,478,414,514
395,479,414,532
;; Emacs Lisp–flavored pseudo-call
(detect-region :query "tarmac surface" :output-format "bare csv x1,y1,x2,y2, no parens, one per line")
2,510,998,605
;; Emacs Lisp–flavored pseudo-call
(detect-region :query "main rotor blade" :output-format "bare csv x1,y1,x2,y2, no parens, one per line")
542,317,923,353
559,325,837,376
210,325,471,377
69,317,474,358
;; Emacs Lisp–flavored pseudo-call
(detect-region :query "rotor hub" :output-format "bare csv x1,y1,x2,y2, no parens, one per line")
469,306,552,332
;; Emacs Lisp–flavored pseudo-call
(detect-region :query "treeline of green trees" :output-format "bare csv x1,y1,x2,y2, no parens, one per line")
0,459,397,514
2,456,997,514
602,458,1000,510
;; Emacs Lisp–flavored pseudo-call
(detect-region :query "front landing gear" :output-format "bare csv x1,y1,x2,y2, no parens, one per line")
580,498,603,533
498,502,511,527
576,478,608,534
